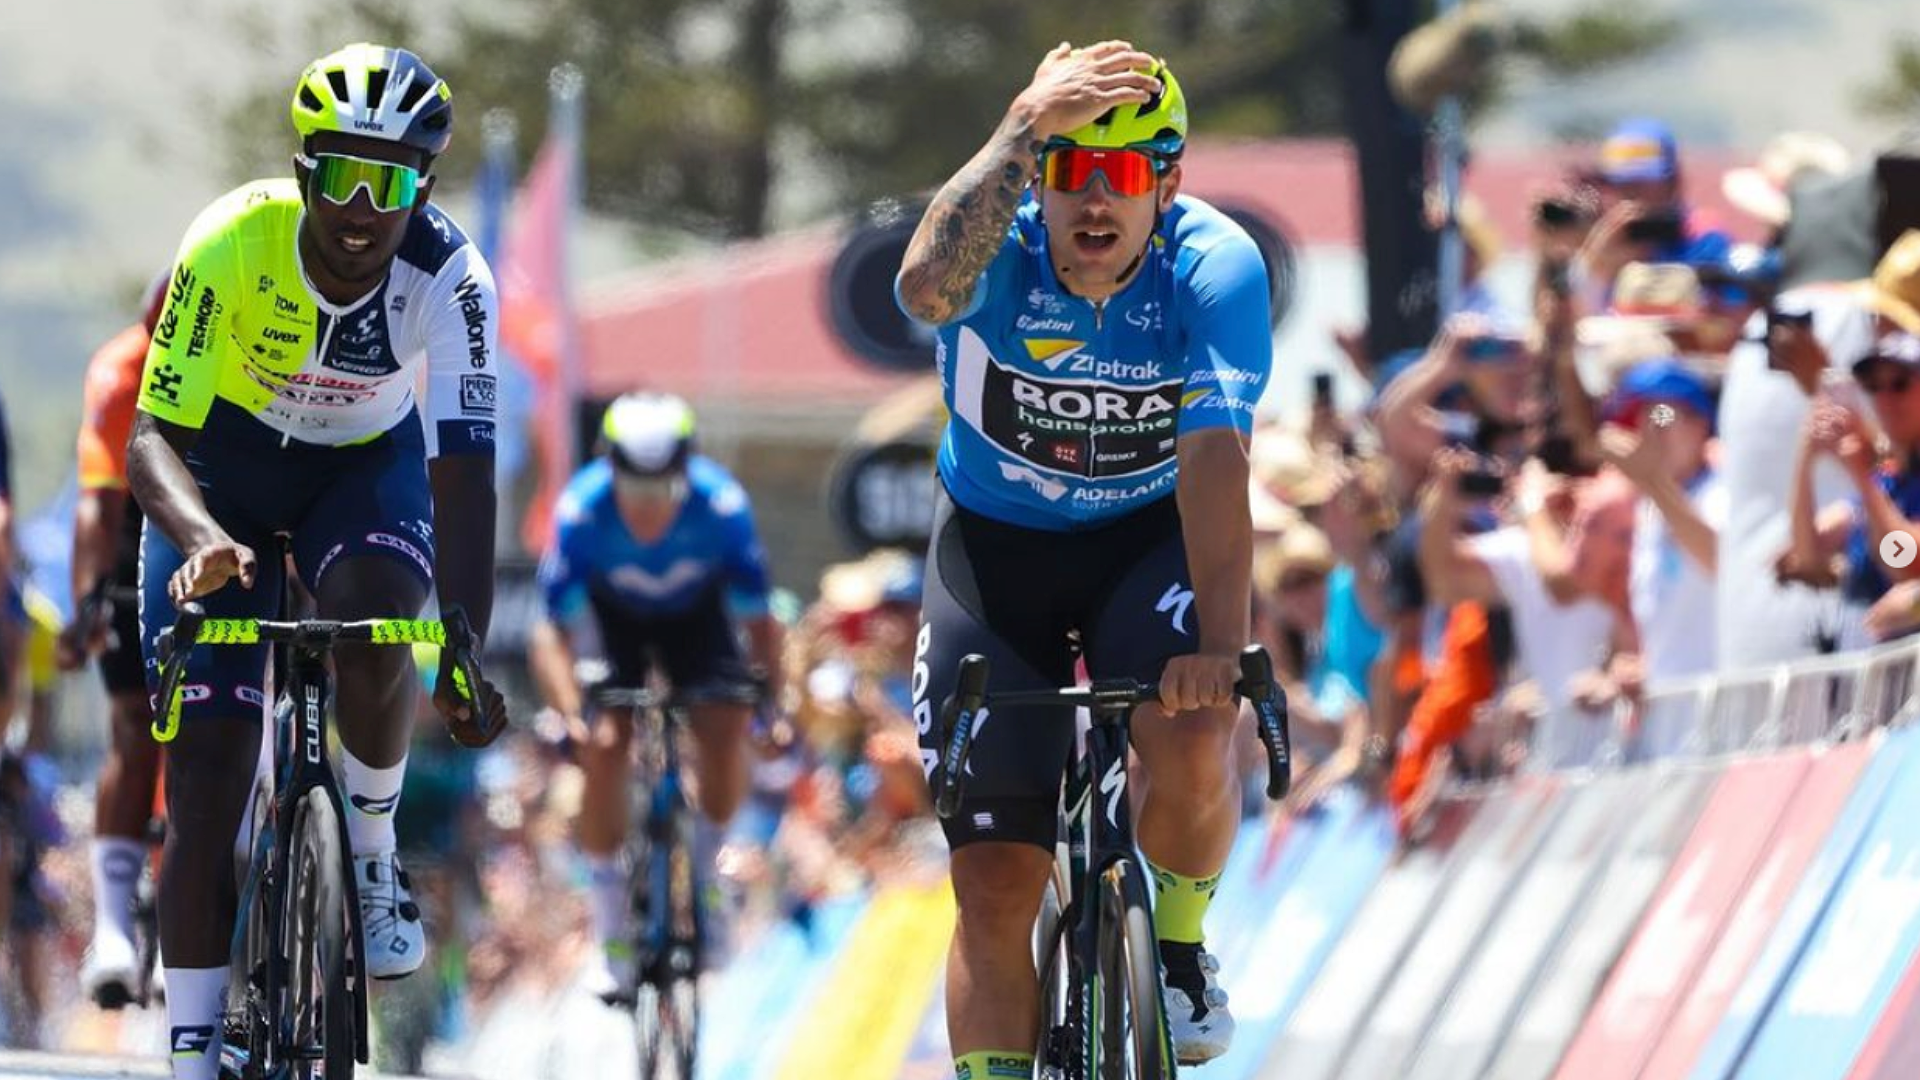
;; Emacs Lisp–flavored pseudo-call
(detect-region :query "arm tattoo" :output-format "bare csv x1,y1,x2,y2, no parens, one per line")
898,123,1045,324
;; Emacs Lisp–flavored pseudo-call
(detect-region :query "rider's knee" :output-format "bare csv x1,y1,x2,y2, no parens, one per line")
951,845,1050,931
1141,709,1236,792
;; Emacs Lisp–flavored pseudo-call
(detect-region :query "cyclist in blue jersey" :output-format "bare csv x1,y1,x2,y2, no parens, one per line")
896,42,1272,1072
0,388,18,732
527,391,784,998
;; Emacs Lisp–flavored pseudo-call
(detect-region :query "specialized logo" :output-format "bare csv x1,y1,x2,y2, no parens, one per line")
459,373,497,416
1156,582,1196,635
1099,756,1127,830
152,266,194,349
453,275,490,368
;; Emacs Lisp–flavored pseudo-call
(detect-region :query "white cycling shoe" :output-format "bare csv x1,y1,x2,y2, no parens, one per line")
356,852,425,980
81,929,139,1009
1162,945,1234,1065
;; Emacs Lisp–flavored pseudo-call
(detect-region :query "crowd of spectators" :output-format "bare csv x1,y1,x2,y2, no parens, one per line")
1247,119,1920,835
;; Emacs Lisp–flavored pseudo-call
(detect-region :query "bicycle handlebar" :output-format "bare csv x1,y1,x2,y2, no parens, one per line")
933,645,1292,819
150,601,494,746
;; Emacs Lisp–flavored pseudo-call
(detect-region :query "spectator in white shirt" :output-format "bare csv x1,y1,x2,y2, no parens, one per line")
1419,452,1636,769
1597,359,1727,683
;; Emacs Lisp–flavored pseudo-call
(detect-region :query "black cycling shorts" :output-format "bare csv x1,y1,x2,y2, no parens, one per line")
914,486,1196,850
591,584,754,700
99,501,147,696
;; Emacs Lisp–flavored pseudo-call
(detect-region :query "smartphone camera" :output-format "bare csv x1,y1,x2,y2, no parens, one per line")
1311,371,1335,408
1455,464,1507,498
1625,208,1686,247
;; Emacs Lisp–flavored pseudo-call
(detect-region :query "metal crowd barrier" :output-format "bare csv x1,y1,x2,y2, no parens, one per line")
1620,635,1920,767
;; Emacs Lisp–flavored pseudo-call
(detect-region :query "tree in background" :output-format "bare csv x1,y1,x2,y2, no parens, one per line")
221,0,1676,241
1858,35,1920,127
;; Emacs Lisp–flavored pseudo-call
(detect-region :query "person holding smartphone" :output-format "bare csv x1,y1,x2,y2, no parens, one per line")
1417,452,1637,770
1575,119,1733,305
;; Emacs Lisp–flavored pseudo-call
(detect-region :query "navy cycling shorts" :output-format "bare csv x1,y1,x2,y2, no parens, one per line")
913,485,1196,851
138,402,436,720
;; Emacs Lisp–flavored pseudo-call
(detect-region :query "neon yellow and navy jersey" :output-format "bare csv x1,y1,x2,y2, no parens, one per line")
901,194,1272,530
538,457,774,622
138,179,498,456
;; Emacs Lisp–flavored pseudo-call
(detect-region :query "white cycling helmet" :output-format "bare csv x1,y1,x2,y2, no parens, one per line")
602,391,696,476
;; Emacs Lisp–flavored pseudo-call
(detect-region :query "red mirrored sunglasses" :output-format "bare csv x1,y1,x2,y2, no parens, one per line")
1041,147,1166,197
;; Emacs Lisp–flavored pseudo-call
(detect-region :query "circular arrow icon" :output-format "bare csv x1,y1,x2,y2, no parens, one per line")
1882,530,1917,570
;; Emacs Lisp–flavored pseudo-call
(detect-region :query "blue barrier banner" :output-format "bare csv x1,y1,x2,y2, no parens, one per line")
1260,796,1483,1080
1732,728,1920,1080
1339,775,1567,1079
703,894,868,1080
1486,762,1720,1080
1407,768,1660,1080
1689,730,1913,1080
1206,784,1395,1080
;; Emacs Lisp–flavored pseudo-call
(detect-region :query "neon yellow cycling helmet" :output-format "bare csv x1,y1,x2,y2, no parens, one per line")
1053,58,1187,159
291,43,454,158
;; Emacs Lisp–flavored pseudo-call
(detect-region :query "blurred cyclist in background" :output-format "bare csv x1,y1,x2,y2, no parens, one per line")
528,391,784,1000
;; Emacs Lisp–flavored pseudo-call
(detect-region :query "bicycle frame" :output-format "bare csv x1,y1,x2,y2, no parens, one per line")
153,602,487,1076
227,633,370,1071
1051,693,1152,1072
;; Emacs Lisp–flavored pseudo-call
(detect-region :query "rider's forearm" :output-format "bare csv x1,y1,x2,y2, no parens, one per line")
528,619,581,718
127,412,225,553
427,455,497,643
895,106,1044,325
1176,433,1253,655
69,488,124,607
744,613,785,703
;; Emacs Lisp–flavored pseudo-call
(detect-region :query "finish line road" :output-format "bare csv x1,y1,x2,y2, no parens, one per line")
0,1051,430,1079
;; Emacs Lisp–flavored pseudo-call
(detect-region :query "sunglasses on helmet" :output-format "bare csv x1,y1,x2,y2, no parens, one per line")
1040,147,1168,198
297,153,424,213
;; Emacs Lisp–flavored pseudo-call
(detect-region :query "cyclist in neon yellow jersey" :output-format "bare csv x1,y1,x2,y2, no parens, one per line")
127,43,508,1080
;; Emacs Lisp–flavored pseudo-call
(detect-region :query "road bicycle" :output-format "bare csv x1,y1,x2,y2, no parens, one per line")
152,598,490,1078
935,647,1291,1080
577,675,760,1080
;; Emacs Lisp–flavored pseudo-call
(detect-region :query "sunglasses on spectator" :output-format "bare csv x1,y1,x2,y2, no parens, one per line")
1862,372,1917,396
1041,147,1169,197
297,153,424,213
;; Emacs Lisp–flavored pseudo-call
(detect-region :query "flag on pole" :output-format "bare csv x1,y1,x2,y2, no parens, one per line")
473,112,533,499
496,66,585,554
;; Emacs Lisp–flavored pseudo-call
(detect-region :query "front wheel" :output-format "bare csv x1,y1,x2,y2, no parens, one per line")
286,788,354,1079
1093,859,1171,1080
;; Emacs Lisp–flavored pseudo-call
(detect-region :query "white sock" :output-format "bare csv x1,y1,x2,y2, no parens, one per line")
341,747,406,855
584,852,628,947
165,965,229,1080
92,836,145,945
